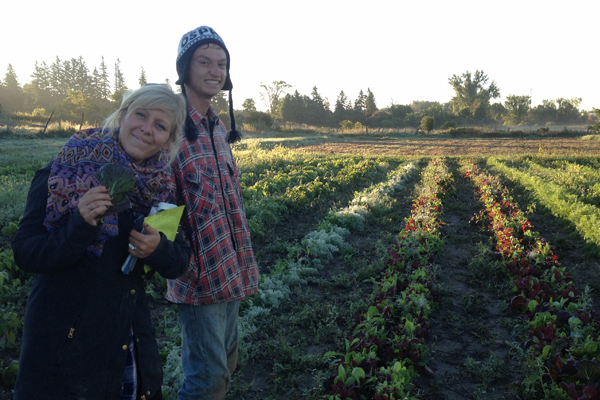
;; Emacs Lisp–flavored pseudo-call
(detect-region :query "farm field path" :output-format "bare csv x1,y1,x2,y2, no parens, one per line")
417,162,522,399
225,165,422,399
292,136,600,157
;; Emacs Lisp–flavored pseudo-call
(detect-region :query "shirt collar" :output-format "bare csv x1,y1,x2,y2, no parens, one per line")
188,104,219,126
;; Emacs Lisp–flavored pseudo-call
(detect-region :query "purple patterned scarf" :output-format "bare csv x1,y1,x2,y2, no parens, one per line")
44,128,173,257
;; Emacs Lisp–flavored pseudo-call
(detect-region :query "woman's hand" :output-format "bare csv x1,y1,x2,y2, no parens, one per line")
78,186,113,226
128,223,161,259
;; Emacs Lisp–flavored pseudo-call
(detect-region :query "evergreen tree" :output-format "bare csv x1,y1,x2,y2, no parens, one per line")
91,67,102,100
24,61,52,109
365,88,377,117
62,59,74,95
98,57,111,100
281,90,308,123
72,56,91,97
49,56,65,98
139,67,147,87
0,64,25,112
306,86,328,126
353,90,366,112
353,90,367,123
114,59,127,92
31,61,51,92
112,59,128,104
333,91,351,124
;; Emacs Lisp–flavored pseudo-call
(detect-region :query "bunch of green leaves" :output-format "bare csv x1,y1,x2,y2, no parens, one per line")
95,163,136,214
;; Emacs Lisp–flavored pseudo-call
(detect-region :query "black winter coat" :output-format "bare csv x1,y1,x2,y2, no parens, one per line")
12,163,191,400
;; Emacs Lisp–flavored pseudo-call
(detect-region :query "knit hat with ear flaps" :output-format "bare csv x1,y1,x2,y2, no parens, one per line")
176,26,241,143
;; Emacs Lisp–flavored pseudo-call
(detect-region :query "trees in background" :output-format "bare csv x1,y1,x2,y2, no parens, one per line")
1,61,592,130
259,80,292,117
333,91,351,122
0,64,24,112
242,98,257,112
503,96,584,126
504,95,532,126
280,87,333,126
421,116,435,133
138,67,147,87
365,88,377,118
448,70,500,122
1,57,120,123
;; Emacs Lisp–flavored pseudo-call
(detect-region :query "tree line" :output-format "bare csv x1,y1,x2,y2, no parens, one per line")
253,70,595,130
0,57,136,125
0,59,596,130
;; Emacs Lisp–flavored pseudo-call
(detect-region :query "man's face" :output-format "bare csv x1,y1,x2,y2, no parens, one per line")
185,44,228,100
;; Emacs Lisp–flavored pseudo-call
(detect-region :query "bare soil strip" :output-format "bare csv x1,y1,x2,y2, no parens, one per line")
416,162,523,399
295,137,600,156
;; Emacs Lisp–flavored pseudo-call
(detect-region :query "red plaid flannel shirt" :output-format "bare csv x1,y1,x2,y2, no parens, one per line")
166,105,259,304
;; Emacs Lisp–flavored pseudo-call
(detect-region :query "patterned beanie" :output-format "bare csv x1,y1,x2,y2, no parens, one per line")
176,26,241,143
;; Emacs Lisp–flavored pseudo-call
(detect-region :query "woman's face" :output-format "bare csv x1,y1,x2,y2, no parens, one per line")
119,108,173,165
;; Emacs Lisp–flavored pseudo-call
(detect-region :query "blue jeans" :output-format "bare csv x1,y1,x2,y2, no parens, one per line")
177,301,240,400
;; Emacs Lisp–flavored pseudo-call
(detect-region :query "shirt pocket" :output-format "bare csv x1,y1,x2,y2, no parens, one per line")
184,166,217,225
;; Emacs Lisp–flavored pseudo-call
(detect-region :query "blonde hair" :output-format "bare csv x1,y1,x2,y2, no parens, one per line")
104,84,187,164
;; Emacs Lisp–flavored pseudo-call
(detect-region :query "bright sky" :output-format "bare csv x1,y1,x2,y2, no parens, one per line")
2,0,598,112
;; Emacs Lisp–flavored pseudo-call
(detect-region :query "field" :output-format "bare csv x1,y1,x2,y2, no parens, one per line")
1,129,600,399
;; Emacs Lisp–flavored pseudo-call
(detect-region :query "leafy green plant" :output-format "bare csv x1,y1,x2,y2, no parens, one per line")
1,360,18,387
0,312,22,350
95,163,135,214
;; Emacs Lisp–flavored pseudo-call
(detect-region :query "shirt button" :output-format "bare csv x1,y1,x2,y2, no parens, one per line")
122,345,128,351
147,391,151,395
130,289,136,295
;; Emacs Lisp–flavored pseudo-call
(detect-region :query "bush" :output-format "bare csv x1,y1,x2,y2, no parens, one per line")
354,122,363,130
241,121,269,133
420,116,435,133
441,121,457,130
339,120,354,130
9,112,47,124
245,111,273,127
218,111,230,129
32,108,46,117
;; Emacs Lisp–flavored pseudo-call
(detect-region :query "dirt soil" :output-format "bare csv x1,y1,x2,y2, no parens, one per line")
416,161,523,399
294,136,600,156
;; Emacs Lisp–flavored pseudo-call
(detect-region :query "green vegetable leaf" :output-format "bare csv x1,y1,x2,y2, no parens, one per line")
577,359,600,381
95,163,135,214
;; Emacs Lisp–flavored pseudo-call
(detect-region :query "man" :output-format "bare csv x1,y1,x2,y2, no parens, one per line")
167,25,259,400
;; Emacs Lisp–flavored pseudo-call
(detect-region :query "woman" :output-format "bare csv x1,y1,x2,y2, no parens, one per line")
12,84,190,400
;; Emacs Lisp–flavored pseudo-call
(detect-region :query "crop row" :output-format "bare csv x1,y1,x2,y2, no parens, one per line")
242,156,393,236
462,160,600,399
161,161,418,399
501,157,600,207
321,158,453,400
522,155,600,171
486,157,600,257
